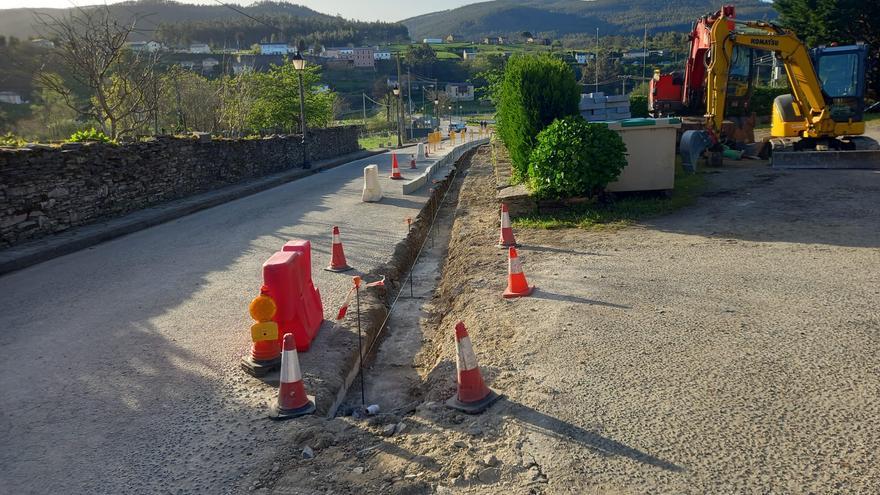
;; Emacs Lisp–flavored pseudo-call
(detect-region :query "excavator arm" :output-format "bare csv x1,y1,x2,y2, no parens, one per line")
706,19,831,138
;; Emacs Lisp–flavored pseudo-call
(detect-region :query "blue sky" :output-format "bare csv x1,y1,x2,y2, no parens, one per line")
0,0,478,21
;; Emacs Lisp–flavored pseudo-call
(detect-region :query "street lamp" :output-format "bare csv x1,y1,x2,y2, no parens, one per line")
392,84,402,147
433,97,439,129
292,51,309,169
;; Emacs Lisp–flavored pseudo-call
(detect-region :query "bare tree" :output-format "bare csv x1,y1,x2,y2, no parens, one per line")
35,6,161,139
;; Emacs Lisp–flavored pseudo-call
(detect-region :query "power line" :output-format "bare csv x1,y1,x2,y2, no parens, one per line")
210,0,285,35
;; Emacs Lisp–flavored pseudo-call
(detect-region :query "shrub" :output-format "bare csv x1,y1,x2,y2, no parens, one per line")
0,132,26,147
495,54,580,181
629,95,649,118
528,116,627,200
67,128,113,144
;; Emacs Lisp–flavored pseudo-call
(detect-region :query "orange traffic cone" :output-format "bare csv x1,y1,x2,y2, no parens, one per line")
389,153,404,180
269,333,316,420
325,226,353,272
446,322,502,414
503,247,534,298
497,203,517,248
241,285,282,377
410,154,417,169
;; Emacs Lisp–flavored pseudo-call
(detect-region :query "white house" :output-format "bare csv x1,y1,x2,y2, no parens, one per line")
445,83,475,102
374,50,391,60
189,43,211,54
259,43,289,55
623,49,648,59
462,49,477,60
574,53,594,64
126,40,163,53
0,91,25,104
422,38,443,44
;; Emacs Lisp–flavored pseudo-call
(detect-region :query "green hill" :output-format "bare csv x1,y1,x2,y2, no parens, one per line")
403,0,778,40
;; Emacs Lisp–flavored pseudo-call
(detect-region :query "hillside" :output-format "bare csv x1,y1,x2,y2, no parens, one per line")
0,0,335,41
403,0,778,39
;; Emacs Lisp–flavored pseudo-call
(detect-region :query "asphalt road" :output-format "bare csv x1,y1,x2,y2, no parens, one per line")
0,143,443,494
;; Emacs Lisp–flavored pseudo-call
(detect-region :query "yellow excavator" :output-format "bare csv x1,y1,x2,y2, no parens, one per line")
680,14,879,169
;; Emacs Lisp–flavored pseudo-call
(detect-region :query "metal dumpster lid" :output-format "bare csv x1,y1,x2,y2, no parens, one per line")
597,117,682,129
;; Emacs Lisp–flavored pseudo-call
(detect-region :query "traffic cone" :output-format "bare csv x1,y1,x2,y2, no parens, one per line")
269,333,316,420
446,322,502,414
497,203,517,248
503,247,534,298
240,286,282,377
410,154,417,169
324,226,353,272
389,153,404,180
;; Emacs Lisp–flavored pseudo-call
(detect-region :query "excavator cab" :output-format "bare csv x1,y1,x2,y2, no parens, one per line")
771,43,869,140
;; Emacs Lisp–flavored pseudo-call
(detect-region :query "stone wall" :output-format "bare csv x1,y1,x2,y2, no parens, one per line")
0,126,359,248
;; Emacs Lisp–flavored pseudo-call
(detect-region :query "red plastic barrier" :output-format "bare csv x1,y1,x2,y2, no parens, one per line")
262,241,324,352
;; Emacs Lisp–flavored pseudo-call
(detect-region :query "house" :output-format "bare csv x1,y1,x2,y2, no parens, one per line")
352,47,375,68
445,83,475,102
574,53,594,64
201,58,220,71
0,91,25,104
259,43,289,55
373,49,392,60
189,43,211,54
422,38,443,44
30,38,55,49
445,34,462,43
527,37,550,45
323,47,354,59
462,49,477,60
623,49,648,59
126,40,163,52
483,37,504,45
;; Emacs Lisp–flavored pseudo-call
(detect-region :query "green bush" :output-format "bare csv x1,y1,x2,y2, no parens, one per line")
495,54,580,181
528,116,628,200
0,132,26,147
67,128,113,144
629,95,649,118
750,86,790,116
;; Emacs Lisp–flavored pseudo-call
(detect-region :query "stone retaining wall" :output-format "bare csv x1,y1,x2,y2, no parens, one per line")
0,126,359,248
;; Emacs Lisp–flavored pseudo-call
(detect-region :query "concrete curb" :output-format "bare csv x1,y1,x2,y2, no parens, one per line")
401,138,490,195
0,149,384,276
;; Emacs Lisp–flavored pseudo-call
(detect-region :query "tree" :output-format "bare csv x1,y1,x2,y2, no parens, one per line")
35,7,162,139
24,76,79,140
495,54,580,180
774,0,880,98
246,60,336,132
159,66,221,133
218,72,257,136
405,43,437,74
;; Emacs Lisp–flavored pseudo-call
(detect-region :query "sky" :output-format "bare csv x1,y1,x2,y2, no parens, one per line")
0,0,478,21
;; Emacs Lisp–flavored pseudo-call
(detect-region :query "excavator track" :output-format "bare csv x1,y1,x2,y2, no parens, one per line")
772,137,880,169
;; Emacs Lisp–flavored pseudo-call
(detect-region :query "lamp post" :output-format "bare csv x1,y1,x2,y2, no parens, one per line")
392,84,402,147
292,51,309,169
433,97,439,130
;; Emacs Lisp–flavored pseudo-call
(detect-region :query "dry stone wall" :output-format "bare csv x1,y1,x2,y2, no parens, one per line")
0,126,359,248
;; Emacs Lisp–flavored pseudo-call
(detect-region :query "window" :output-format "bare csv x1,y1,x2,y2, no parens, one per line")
818,53,858,97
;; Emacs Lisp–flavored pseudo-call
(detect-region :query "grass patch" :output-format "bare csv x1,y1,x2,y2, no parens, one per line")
513,166,706,230
358,133,395,150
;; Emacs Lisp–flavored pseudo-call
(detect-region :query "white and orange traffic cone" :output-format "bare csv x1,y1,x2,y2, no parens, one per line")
389,153,404,180
446,322,502,414
410,154,417,169
269,333,316,420
497,203,517,248
325,226,353,272
503,247,534,298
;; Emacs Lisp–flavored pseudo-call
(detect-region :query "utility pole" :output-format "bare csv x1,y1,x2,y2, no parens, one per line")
594,28,599,93
642,24,648,83
362,92,366,124
407,66,413,140
395,52,403,147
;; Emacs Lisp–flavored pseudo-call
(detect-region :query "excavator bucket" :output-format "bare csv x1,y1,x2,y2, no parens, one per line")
679,130,713,172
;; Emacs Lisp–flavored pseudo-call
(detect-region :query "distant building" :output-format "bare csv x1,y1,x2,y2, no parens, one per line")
179,60,196,70
445,34,462,43
30,38,55,49
189,43,211,54
422,38,443,44
527,37,551,45
623,49,648,59
259,43,289,55
201,58,220,71
0,91,25,104
373,49,392,60
483,37,504,45
352,47,375,68
445,83,475,102
574,53,594,64
126,40,163,52
323,47,354,59
462,49,477,60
